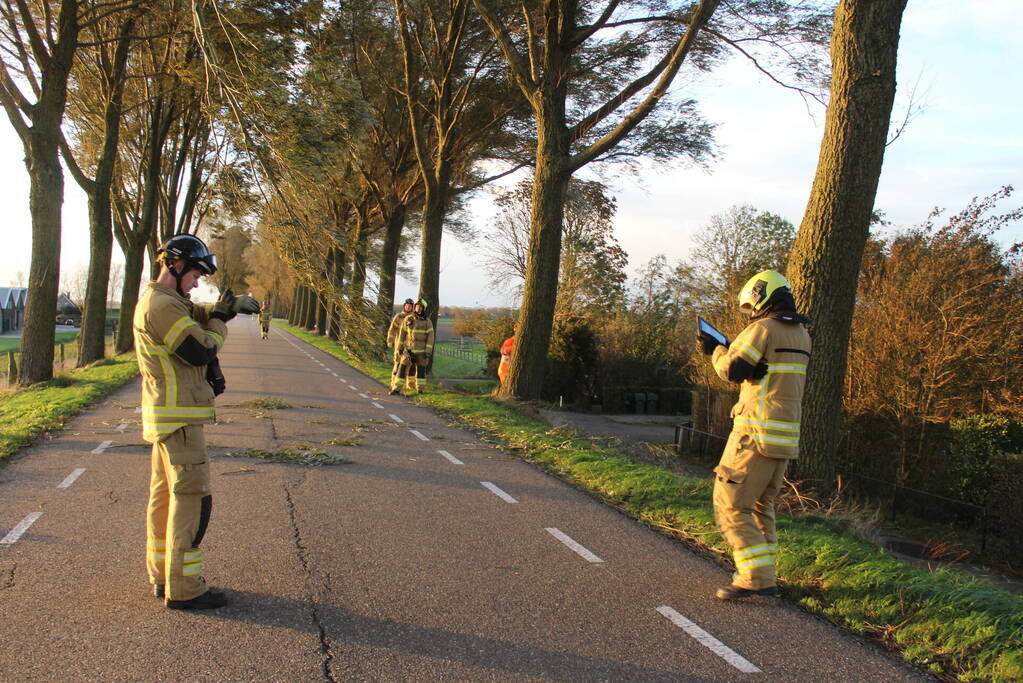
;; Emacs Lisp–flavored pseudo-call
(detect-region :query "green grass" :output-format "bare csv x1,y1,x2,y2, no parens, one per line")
452,380,498,395
273,320,1023,681
431,342,489,379
0,331,80,355
0,355,139,460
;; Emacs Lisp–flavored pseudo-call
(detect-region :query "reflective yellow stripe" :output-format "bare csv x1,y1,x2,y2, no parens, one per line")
140,344,168,354
739,556,776,570
145,407,216,417
734,417,800,432
207,331,224,348
731,339,762,363
734,544,775,560
164,316,196,350
767,364,807,374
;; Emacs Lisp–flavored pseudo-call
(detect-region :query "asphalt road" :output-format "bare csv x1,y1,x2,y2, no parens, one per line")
0,316,930,682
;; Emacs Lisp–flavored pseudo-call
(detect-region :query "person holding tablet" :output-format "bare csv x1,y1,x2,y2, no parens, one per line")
695,270,811,600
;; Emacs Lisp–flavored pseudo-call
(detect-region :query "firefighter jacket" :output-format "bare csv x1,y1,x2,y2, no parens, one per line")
134,282,227,443
395,314,434,358
712,317,811,459
386,310,410,348
258,309,272,325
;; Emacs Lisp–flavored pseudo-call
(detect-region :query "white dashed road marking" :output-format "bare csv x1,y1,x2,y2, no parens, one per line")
116,423,128,432
438,450,463,465
388,414,404,424
545,528,604,563
57,468,87,490
92,440,113,454
359,393,369,399
409,430,429,442
1,512,43,545
481,481,518,503
134,406,142,413
371,402,385,409
656,606,761,674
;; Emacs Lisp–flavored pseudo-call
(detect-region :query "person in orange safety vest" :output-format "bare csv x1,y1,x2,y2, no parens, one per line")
497,324,517,384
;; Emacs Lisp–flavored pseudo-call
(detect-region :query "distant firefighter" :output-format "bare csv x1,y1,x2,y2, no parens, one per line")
390,298,434,396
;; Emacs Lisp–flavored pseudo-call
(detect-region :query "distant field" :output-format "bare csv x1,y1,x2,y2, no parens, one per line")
0,331,79,355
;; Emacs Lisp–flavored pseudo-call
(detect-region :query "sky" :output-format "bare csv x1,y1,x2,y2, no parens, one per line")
0,1,1020,308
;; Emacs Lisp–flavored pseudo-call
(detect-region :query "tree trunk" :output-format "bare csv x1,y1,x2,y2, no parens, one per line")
78,192,113,365
76,16,134,366
787,0,907,488
20,147,65,385
377,202,406,323
14,2,80,385
418,175,449,330
115,238,146,353
328,246,346,341
303,286,317,330
500,100,571,400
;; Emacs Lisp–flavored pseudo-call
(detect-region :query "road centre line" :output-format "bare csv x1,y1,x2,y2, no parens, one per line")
481,481,518,503
409,429,429,441
371,402,385,409
655,606,761,674
57,468,87,490
92,440,113,454
544,528,604,563
438,450,463,465
359,393,369,399
388,414,404,424
1,512,43,546
348,385,359,391
134,406,142,413
116,423,128,432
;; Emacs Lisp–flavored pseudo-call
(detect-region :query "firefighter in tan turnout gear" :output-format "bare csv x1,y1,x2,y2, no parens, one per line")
135,234,260,610
387,298,415,389
390,298,435,395
696,270,811,600
259,300,272,339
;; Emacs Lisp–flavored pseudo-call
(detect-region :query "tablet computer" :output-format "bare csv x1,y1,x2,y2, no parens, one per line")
697,316,728,347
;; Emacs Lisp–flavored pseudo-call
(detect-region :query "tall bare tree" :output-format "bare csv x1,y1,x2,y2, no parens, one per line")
787,0,909,488
0,0,83,384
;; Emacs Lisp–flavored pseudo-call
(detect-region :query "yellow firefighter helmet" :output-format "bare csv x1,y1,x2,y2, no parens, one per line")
738,270,791,314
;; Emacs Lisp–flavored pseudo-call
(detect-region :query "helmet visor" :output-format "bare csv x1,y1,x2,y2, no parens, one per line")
193,253,217,275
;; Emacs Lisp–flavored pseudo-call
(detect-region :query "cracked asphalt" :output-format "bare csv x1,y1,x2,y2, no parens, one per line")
0,317,931,682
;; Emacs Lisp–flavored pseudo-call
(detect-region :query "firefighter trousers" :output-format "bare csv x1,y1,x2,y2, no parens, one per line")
390,355,425,393
146,425,212,601
712,431,788,590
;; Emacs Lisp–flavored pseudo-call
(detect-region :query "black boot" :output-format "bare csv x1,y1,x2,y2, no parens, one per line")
715,584,779,600
166,589,228,610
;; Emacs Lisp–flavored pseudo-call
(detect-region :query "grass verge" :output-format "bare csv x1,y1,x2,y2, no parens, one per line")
0,355,139,460
274,321,1023,682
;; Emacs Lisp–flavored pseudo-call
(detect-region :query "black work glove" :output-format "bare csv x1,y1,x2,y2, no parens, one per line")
752,358,769,380
696,332,724,356
206,357,226,396
211,289,237,322
233,294,261,315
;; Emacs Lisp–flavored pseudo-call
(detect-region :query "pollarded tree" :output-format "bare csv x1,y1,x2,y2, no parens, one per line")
473,0,831,399
787,0,908,489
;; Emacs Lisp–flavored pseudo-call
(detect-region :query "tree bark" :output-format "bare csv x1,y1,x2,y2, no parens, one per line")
499,111,571,399
787,0,907,488
376,202,406,324
328,246,346,340
76,16,136,366
418,177,449,330
10,1,81,385
115,236,145,353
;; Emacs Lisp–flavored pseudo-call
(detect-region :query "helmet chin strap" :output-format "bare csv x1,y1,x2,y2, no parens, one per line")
169,262,189,297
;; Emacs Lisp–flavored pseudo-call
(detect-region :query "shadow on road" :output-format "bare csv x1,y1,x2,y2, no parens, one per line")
203,589,718,681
